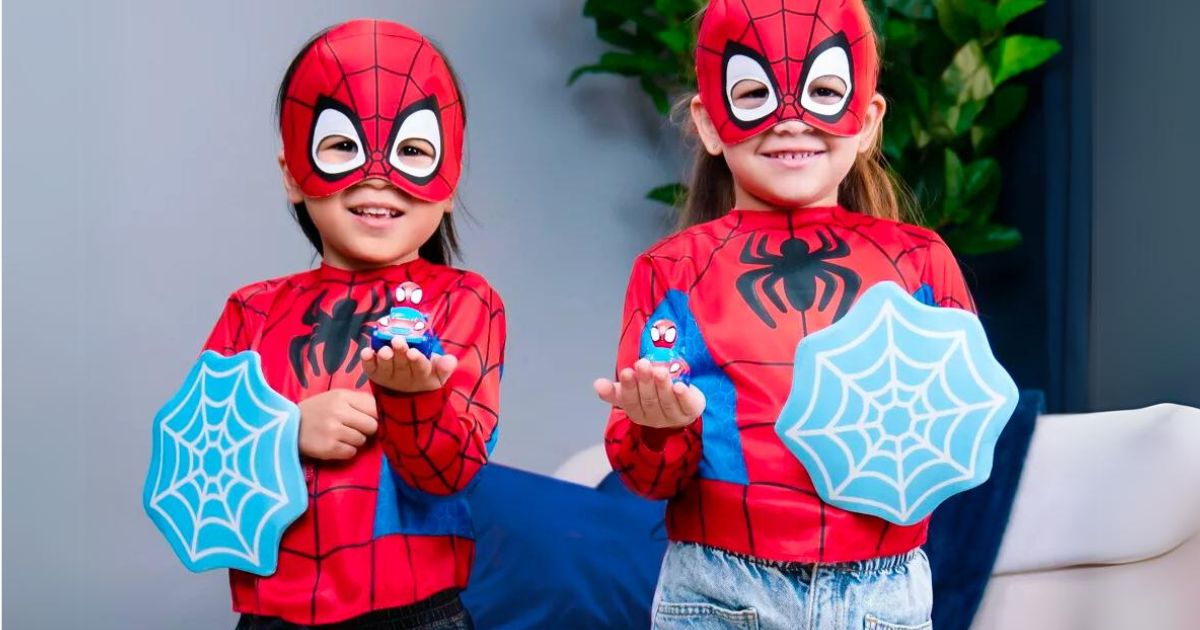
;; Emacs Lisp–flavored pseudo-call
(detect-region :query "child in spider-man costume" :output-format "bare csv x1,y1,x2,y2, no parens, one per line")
595,1,973,627
203,19,503,629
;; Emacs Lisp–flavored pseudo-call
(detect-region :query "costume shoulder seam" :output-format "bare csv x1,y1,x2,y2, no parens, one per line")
643,216,736,257
227,270,315,306
437,265,503,307
644,229,692,256
892,220,944,245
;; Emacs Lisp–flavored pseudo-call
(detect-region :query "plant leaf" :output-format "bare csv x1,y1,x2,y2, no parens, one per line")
656,24,692,54
933,0,978,44
944,224,1023,254
883,103,916,159
914,165,946,228
594,24,643,51
997,0,1046,25
970,84,1028,151
885,0,936,20
912,116,933,149
583,0,647,21
884,19,921,49
640,76,671,114
567,64,606,85
943,148,969,222
942,39,994,103
647,182,687,206
963,157,1001,211
654,0,704,15
988,35,1062,85
955,98,987,135
929,96,986,141
909,82,934,148
943,148,964,193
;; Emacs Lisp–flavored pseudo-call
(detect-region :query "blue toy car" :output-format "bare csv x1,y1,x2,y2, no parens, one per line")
371,306,436,357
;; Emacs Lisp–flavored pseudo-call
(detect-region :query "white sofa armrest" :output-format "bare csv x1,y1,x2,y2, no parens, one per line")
993,404,1200,574
552,443,612,488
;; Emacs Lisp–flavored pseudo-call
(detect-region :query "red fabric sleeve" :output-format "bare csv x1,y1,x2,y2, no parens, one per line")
373,279,505,495
926,235,977,314
604,256,703,500
201,290,262,354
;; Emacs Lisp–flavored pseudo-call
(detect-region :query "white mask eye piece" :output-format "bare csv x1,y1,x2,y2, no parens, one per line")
311,101,366,176
799,35,854,120
723,44,779,125
388,98,443,181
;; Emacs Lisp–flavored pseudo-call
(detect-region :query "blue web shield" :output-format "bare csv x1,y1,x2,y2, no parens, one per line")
776,282,1019,525
144,351,307,575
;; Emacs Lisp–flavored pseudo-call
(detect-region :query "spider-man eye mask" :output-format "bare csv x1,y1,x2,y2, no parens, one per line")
696,0,879,144
280,19,464,202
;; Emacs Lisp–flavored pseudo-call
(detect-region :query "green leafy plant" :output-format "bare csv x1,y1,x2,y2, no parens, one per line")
569,0,1061,254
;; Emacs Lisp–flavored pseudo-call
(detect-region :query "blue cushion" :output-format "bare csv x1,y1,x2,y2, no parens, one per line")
463,389,1041,628
464,466,665,629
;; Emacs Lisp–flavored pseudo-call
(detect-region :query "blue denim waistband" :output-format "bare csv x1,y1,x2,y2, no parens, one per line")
701,543,920,576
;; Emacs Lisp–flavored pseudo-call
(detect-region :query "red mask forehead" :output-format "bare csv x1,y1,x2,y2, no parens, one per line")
281,20,464,201
696,0,878,144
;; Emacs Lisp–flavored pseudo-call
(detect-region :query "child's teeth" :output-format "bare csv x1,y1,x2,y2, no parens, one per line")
351,206,402,218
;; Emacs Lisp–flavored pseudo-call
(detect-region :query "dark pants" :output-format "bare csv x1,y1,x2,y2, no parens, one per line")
236,590,473,630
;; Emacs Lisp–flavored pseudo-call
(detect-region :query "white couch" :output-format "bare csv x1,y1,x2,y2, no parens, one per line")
554,404,1200,630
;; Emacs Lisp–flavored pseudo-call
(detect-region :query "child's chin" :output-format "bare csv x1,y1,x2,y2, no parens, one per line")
348,246,413,267
756,188,826,209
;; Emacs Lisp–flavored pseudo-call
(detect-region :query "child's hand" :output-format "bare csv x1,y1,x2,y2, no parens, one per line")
594,359,706,429
298,389,379,461
360,338,457,393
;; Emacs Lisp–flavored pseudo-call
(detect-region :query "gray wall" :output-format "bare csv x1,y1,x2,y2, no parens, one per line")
3,1,680,627
1089,1,1200,410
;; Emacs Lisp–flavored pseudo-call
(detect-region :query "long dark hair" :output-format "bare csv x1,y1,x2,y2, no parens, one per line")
274,27,464,265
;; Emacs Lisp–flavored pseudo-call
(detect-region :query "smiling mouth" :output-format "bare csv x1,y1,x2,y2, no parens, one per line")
762,150,825,161
348,206,404,219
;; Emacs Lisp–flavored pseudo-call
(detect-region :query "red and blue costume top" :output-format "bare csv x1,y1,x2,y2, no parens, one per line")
205,259,504,624
605,206,973,563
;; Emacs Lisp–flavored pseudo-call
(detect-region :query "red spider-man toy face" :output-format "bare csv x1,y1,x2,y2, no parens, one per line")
281,19,464,202
696,0,878,144
650,319,679,349
394,281,424,307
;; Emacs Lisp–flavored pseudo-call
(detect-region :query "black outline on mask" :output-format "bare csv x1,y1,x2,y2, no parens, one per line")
721,41,784,131
306,96,370,182
796,32,855,125
384,95,444,187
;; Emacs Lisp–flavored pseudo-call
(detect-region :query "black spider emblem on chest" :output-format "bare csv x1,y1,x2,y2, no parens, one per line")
288,289,389,388
735,228,862,328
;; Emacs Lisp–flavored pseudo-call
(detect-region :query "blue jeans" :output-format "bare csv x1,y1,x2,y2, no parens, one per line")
652,543,933,630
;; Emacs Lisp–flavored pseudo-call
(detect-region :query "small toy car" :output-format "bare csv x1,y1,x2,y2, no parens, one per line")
371,282,436,357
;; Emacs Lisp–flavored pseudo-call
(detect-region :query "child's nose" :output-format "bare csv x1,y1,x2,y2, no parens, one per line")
357,177,393,190
772,118,815,135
